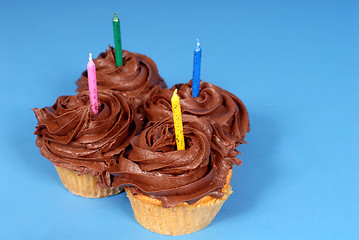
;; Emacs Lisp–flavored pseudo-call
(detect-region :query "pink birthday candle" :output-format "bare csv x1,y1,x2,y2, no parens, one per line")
87,53,99,115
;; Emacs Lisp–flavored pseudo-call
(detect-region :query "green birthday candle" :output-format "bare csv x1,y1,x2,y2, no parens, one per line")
113,13,123,66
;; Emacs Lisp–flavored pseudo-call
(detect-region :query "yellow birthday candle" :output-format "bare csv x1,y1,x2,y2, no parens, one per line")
171,89,185,150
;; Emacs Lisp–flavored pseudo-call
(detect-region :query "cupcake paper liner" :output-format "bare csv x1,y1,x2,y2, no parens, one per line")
55,166,122,198
125,184,233,235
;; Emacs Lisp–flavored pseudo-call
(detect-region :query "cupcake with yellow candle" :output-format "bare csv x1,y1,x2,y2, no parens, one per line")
33,89,136,198
109,109,241,235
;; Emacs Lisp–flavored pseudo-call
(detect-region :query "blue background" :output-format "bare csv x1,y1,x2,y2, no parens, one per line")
1,0,358,239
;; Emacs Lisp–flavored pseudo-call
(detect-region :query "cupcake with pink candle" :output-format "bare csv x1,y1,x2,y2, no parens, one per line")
33,89,136,198
33,54,137,198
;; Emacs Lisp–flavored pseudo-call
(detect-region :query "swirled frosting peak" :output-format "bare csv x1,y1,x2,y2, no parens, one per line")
33,90,136,187
145,80,250,146
109,115,236,207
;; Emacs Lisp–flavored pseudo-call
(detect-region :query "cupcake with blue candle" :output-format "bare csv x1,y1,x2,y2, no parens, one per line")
145,39,250,148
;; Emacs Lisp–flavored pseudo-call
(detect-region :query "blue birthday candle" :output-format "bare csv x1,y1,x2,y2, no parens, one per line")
192,38,201,97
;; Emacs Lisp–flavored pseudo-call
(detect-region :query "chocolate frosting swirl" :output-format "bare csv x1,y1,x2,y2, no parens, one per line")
109,115,237,207
75,47,167,130
33,90,136,188
145,80,250,146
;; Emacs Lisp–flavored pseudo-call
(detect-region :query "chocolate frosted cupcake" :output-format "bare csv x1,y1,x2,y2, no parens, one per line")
109,115,239,235
76,46,167,130
33,89,136,198
145,80,250,147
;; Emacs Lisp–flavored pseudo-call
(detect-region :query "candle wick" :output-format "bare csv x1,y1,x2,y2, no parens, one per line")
113,13,119,22
196,38,200,48
89,53,92,60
